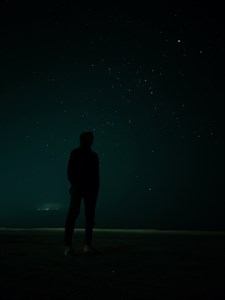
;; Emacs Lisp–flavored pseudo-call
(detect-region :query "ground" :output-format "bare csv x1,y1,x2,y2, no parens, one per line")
0,229,224,299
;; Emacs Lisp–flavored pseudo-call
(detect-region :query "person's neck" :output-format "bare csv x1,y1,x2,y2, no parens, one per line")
80,145,91,151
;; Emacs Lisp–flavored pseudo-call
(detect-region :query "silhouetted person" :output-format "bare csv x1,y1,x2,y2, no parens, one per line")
64,131,100,255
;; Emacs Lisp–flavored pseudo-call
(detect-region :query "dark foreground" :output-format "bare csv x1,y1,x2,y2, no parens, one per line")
0,229,224,300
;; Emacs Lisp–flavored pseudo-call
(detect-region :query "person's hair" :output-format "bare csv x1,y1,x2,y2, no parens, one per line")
79,131,94,143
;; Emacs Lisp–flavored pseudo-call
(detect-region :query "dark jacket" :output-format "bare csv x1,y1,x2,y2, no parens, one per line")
67,147,100,190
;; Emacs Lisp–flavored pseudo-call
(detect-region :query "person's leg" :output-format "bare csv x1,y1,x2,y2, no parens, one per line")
64,186,82,248
83,190,98,248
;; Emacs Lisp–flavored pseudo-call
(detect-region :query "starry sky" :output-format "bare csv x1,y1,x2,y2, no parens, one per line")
0,1,224,229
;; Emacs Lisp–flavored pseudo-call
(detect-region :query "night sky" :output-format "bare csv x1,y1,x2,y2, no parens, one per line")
0,1,224,229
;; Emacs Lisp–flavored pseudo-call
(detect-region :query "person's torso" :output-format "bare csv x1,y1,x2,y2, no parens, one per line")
72,148,98,185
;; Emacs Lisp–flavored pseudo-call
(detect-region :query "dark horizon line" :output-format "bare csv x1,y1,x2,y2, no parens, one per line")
0,227,224,235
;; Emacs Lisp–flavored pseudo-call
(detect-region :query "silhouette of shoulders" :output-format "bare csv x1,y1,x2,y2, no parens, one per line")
71,147,99,159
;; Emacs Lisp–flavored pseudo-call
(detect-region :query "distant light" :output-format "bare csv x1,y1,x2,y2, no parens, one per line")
35,203,63,212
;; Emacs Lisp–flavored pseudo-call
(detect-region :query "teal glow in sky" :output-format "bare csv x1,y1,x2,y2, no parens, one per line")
0,1,224,229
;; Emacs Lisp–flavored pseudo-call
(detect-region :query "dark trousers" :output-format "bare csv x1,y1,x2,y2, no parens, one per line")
64,185,98,247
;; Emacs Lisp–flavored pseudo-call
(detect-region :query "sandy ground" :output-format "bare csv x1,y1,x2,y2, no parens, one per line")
0,229,224,300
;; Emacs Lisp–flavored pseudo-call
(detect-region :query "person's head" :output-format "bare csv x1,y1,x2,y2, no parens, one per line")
79,131,94,148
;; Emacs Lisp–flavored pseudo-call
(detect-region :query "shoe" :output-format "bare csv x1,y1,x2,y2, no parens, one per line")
64,246,75,256
83,245,102,255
